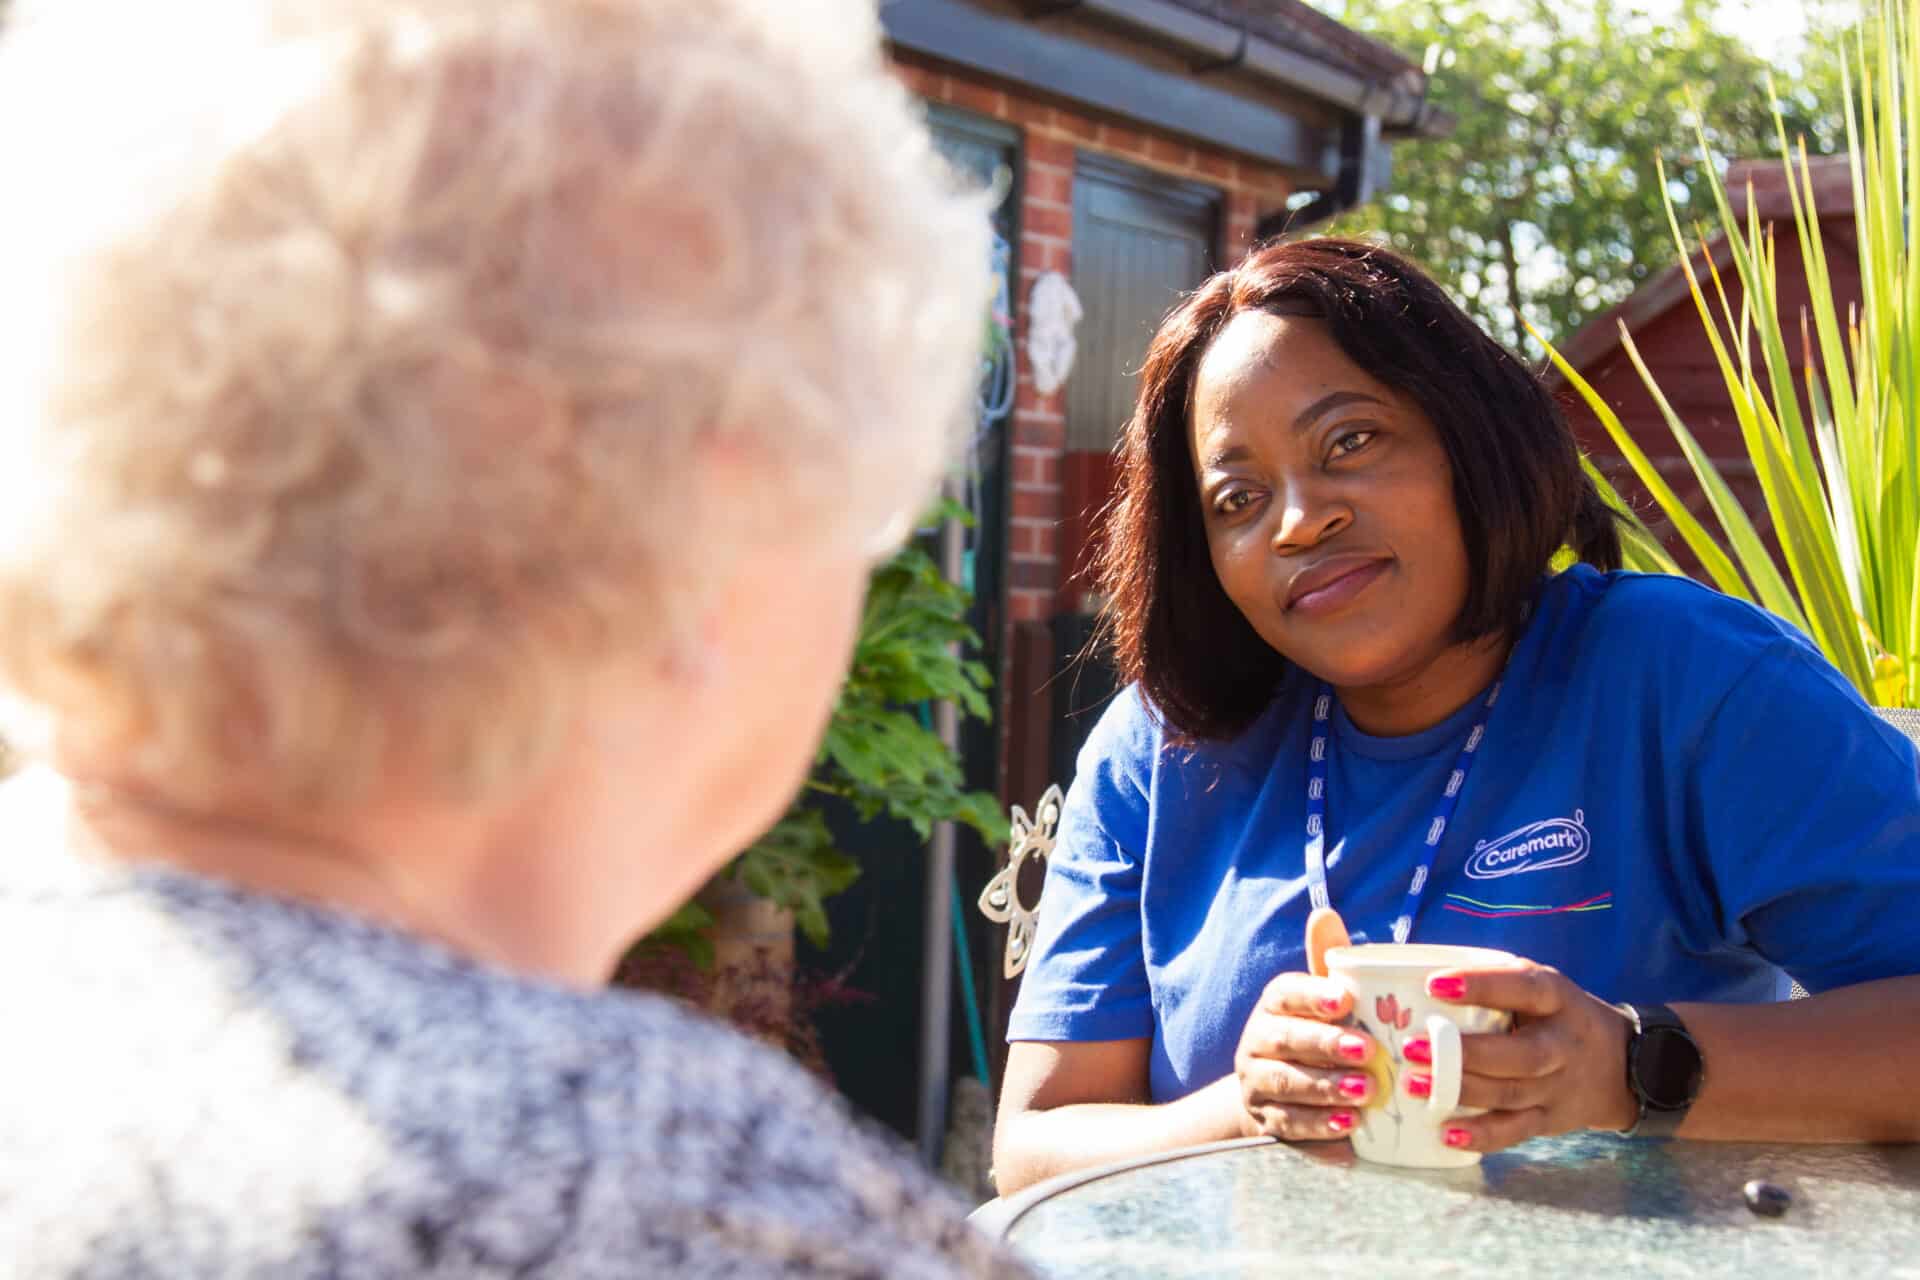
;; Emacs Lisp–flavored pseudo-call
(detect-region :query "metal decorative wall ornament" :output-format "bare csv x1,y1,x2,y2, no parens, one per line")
978,783,1063,978
1025,272,1083,396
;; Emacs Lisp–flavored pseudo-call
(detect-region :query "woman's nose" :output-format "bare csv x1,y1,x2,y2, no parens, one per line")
1271,482,1351,553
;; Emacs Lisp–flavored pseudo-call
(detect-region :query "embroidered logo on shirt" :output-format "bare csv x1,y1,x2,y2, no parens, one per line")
1463,809,1590,880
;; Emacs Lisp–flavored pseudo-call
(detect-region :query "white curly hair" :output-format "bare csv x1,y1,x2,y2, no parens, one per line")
0,0,990,808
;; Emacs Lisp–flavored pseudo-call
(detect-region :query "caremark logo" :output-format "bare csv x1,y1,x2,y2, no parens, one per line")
1464,810,1591,880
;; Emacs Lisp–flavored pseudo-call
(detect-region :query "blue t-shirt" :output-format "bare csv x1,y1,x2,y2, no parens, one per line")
1007,566,1920,1103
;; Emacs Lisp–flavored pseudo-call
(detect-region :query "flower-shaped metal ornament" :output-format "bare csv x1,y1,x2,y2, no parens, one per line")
978,783,1063,979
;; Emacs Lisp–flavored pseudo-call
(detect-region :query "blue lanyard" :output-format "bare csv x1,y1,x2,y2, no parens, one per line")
1303,678,1502,944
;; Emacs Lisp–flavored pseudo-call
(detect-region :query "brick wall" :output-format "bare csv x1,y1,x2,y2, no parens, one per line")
890,51,1294,632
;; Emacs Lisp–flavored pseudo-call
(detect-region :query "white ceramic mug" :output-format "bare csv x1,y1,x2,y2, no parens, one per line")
1324,943,1519,1169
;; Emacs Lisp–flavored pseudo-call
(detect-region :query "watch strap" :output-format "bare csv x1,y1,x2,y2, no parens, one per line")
1616,1002,1702,1140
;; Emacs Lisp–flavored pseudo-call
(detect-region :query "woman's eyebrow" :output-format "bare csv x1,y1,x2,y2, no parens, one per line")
1292,390,1388,433
1203,444,1252,470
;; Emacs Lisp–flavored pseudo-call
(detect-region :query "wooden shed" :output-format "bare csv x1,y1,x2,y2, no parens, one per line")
1552,154,1861,567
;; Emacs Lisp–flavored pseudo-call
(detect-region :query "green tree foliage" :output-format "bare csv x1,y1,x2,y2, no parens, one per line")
1321,0,1850,347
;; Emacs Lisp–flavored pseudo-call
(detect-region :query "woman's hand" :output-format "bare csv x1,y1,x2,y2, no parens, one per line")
1416,961,1640,1153
1232,908,1383,1141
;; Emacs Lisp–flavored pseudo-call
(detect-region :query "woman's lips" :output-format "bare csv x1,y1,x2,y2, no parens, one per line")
1286,558,1389,616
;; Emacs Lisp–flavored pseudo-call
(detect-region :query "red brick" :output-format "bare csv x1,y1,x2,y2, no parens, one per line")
1011,446,1063,488
1026,133,1076,170
891,61,935,96
1147,137,1196,170
1017,521,1060,557
1194,150,1235,183
1240,167,1291,201
1021,203,1073,239
945,76,1008,119
1026,166,1072,207
1006,95,1054,130
1097,122,1147,156
1020,236,1074,273
1009,559,1057,590
1013,417,1067,450
1051,111,1098,144
1009,589,1052,622
1011,488,1061,520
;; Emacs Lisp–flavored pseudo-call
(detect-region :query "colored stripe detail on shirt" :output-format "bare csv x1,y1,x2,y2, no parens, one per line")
1441,891,1614,918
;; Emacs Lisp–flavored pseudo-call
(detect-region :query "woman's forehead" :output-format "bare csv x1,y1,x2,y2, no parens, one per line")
1192,310,1388,428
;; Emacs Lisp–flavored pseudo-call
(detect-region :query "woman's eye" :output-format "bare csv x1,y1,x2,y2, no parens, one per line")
1215,489,1256,515
1331,429,1376,458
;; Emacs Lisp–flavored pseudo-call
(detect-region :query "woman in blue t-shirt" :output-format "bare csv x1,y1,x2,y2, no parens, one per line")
994,237,1920,1194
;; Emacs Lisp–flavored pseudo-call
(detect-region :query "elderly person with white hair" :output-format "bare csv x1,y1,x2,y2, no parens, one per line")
0,1,1022,1274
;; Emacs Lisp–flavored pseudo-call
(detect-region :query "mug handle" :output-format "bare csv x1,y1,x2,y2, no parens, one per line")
1422,1014,1464,1117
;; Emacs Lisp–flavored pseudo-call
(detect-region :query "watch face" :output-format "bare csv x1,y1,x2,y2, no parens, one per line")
1634,1024,1704,1110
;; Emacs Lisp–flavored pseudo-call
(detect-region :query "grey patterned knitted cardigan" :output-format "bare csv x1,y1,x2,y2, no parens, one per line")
0,778,1023,1278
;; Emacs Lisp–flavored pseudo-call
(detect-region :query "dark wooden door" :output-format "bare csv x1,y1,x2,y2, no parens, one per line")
1051,155,1218,787
1068,155,1219,456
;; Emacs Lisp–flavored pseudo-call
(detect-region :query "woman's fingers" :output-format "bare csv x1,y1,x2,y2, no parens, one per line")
1454,1070,1559,1114
1243,1102,1362,1142
1237,1054,1380,1111
1435,1107,1551,1155
1458,1022,1567,1081
1426,962,1565,1016
1255,969,1354,1022
1425,964,1640,1141
1240,1004,1375,1071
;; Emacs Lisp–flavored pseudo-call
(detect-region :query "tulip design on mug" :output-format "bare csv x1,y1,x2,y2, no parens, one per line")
1353,994,1414,1150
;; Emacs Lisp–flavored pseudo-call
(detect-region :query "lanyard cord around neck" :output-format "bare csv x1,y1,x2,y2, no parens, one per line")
1302,678,1502,944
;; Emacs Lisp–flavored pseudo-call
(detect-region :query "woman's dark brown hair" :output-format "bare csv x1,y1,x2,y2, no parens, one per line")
1097,236,1622,741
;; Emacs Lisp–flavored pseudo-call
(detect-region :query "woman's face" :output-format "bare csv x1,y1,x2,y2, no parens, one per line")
1188,310,1471,695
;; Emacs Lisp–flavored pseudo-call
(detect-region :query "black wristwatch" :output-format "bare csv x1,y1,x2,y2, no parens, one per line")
1615,1003,1705,1139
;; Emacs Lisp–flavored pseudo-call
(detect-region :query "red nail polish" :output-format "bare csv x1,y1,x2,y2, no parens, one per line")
1444,1127,1472,1148
1337,1035,1370,1062
1317,995,1343,1015
1338,1075,1369,1100
1403,1037,1432,1066
1329,1111,1356,1133
1406,1073,1432,1099
1429,976,1467,1000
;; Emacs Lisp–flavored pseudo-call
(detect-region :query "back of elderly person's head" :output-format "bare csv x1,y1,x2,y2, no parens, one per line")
0,0,990,809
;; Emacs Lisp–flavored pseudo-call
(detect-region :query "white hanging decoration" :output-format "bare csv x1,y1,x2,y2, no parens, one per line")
1025,271,1083,397
978,783,1063,979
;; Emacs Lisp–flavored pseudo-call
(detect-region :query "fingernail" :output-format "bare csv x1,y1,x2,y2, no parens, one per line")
1428,976,1467,1000
1403,1037,1432,1065
1406,1073,1432,1099
1329,1111,1356,1133
1338,1075,1369,1100
1444,1127,1472,1148
1337,1035,1370,1062
1317,995,1343,1015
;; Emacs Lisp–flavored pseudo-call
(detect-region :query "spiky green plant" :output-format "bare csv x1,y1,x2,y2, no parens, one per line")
1539,0,1916,707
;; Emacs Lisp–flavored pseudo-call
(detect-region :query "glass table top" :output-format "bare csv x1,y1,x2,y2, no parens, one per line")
996,1133,1920,1277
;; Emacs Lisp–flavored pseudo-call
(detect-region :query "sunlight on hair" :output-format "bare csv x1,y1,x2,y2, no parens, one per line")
0,0,992,809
